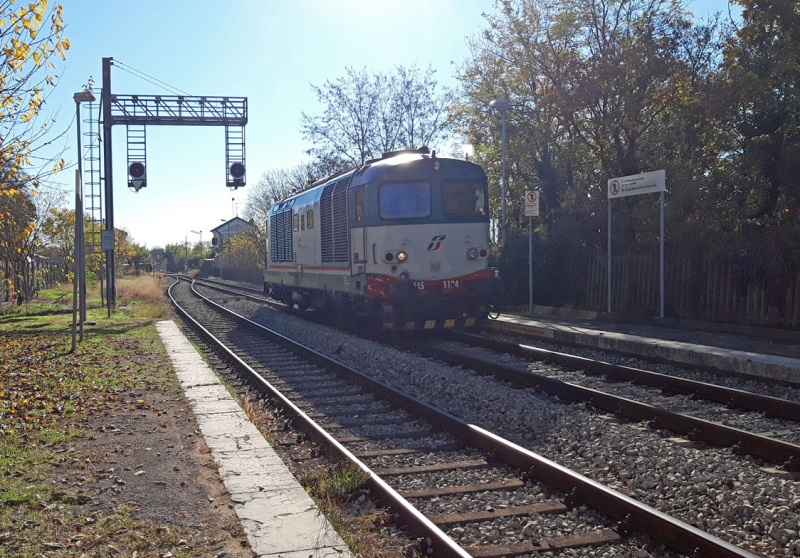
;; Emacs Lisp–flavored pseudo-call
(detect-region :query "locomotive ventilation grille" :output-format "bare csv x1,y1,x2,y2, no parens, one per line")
270,208,293,262
321,177,351,266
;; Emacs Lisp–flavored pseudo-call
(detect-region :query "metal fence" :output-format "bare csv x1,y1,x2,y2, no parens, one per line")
584,255,800,328
1,257,68,303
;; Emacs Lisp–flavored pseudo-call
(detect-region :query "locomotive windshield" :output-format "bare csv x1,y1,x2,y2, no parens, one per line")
441,181,488,218
379,182,431,219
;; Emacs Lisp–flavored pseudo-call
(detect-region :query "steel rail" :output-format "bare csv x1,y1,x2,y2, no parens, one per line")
381,331,800,471
168,276,761,558
483,316,800,389
166,277,472,558
446,330,800,423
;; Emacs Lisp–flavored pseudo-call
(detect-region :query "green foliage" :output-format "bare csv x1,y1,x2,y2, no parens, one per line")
222,231,263,270
449,0,800,309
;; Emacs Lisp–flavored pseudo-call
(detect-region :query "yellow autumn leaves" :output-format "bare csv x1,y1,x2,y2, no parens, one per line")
0,1,69,196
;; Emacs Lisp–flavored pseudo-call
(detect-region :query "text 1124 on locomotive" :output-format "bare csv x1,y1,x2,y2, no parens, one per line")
264,147,500,329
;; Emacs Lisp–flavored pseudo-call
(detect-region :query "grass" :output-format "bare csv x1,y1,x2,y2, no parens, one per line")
0,274,210,557
0,274,416,557
0,274,171,332
297,464,413,558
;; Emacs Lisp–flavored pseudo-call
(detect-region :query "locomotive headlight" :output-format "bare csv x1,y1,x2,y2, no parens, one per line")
466,247,479,260
384,250,407,263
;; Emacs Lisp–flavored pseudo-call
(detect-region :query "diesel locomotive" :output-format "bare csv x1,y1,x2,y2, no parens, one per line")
263,147,500,329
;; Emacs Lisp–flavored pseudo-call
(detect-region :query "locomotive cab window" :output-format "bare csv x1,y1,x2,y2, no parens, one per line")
379,182,431,219
293,213,299,231
441,181,488,218
307,209,314,229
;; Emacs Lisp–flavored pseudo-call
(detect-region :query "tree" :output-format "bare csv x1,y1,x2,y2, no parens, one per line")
243,163,317,231
223,231,262,270
130,242,151,268
0,1,70,196
455,0,728,240
452,0,736,306
301,65,451,167
163,243,187,273
722,0,800,230
0,184,64,301
40,205,77,279
0,189,35,301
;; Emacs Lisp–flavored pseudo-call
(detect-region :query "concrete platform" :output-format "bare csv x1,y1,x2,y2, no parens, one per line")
487,313,800,385
156,320,353,558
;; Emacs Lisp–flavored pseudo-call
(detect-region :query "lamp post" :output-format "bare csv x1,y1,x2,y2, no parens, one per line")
191,229,202,248
71,90,95,351
489,99,509,250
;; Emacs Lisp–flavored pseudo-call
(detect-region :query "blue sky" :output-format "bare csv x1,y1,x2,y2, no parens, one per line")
41,0,736,249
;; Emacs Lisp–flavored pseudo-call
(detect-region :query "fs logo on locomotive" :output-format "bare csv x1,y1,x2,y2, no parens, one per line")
427,235,446,251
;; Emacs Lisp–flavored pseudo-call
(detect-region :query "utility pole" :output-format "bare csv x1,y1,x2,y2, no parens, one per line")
102,57,114,317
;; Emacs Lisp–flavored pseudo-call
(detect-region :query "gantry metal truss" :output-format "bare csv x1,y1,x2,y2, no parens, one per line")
109,95,248,127
99,57,249,313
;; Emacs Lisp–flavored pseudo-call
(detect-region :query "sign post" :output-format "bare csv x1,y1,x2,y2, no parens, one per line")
607,170,666,316
525,191,540,315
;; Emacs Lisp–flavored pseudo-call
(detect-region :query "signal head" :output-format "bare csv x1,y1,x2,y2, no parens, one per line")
229,163,245,179
128,161,146,179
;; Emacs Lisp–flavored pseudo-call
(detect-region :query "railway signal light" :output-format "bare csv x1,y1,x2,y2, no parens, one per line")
128,161,146,192
229,162,245,186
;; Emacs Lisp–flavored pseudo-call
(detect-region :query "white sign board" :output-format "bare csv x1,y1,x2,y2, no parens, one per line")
608,169,665,199
524,190,540,217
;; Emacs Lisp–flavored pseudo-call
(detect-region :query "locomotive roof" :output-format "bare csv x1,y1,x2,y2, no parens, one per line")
267,150,485,214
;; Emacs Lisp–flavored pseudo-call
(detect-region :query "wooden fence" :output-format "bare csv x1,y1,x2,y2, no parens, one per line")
585,256,800,328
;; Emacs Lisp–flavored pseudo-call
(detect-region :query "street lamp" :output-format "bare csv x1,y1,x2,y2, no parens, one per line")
489,99,509,250
71,90,95,351
191,229,202,245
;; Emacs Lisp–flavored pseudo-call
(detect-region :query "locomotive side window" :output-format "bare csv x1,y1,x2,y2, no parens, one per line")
293,213,299,231
379,182,431,219
441,181,488,218
307,210,314,229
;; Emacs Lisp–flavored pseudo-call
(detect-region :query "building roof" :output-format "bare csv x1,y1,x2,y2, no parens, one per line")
210,217,254,234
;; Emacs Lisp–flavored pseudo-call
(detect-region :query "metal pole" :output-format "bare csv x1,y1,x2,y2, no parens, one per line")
74,102,86,328
528,216,533,315
71,170,79,352
500,109,507,251
102,57,115,316
77,179,85,341
607,198,612,314
660,190,665,318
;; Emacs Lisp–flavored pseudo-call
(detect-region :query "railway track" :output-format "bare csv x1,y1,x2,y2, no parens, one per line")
188,276,800,466
379,330,800,471
169,276,767,558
